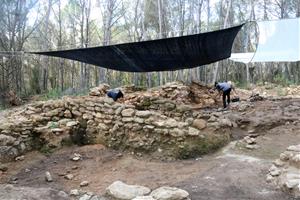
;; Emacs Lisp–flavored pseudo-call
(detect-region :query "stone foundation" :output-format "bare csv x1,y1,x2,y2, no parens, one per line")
267,144,300,198
0,83,232,162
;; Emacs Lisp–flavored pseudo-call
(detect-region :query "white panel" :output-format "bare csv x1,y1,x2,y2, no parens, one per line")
230,18,300,63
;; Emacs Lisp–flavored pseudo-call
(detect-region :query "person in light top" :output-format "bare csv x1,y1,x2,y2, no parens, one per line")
214,81,236,108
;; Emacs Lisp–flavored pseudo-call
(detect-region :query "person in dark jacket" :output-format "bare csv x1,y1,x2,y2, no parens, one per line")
215,81,233,108
107,89,124,101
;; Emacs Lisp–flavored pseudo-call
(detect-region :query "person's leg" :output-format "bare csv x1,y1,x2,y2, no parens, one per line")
227,88,231,105
222,92,227,108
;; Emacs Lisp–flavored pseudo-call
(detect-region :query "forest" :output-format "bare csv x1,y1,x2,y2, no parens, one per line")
0,0,299,105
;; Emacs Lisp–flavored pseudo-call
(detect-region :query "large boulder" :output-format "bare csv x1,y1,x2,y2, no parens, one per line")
0,184,69,200
106,181,151,200
150,186,189,200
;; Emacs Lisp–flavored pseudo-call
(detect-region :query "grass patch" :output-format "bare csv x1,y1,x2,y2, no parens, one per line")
39,145,55,156
276,87,288,96
48,121,58,129
38,88,89,101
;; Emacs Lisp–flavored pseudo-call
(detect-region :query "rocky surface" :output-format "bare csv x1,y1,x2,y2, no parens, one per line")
0,82,234,162
267,144,300,198
1,82,299,163
1,82,300,200
121,82,219,109
0,184,69,200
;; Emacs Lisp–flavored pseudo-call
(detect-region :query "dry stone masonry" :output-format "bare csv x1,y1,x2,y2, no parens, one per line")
267,144,300,198
0,82,232,162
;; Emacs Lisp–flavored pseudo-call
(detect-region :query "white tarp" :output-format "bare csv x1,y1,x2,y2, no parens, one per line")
230,18,300,63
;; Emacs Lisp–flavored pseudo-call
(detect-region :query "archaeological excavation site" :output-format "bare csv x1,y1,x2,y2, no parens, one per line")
0,82,300,200
1,1,300,199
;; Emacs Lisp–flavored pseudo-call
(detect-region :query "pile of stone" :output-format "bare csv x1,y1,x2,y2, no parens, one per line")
122,82,219,109
89,84,110,96
122,82,190,107
249,93,264,102
266,144,300,198
285,85,300,96
0,83,233,162
105,181,190,200
242,135,259,150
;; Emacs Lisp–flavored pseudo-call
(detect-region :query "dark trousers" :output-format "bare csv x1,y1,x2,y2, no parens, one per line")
223,88,231,108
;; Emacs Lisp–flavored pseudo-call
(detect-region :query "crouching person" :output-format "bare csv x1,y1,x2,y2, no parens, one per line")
214,81,234,108
107,89,124,101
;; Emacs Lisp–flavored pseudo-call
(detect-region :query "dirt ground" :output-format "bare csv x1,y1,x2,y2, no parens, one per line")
1,99,300,200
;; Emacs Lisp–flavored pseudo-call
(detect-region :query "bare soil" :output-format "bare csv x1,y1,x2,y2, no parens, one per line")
1,99,300,200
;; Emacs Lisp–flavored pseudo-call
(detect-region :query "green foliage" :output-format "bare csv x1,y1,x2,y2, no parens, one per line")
175,134,230,159
265,83,275,90
38,87,89,101
0,104,5,111
274,74,293,87
39,145,55,156
235,81,249,89
276,86,288,96
48,121,58,129
41,88,63,100
61,137,74,147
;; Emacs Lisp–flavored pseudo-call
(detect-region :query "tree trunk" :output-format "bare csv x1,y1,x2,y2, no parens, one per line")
212,0,232,83
41,0,52,92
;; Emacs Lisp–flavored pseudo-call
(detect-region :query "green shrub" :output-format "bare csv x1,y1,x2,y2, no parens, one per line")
276,87,288,96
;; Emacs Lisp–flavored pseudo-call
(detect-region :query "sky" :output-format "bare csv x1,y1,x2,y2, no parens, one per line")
28,0,221,26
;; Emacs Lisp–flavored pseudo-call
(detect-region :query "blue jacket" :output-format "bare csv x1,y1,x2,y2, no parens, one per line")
216,82,231,92
107,89,124,101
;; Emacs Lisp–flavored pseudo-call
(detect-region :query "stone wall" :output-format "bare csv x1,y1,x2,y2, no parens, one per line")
0,84,232,162
267,144,300,198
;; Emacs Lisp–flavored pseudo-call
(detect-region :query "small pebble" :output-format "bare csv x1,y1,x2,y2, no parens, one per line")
64,174,74,180
15,155,25,161
80,181,89,187
72,166,78,170
70,189,80,196
45,171,53,182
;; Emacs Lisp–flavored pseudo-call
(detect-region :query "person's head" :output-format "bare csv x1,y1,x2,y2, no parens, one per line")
214,82,218,87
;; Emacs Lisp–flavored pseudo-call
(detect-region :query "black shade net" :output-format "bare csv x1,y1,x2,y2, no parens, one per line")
29,24,244,72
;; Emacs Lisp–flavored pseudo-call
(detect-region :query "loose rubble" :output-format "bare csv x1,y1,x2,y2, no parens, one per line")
236,134,260,150
267,144,300,198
